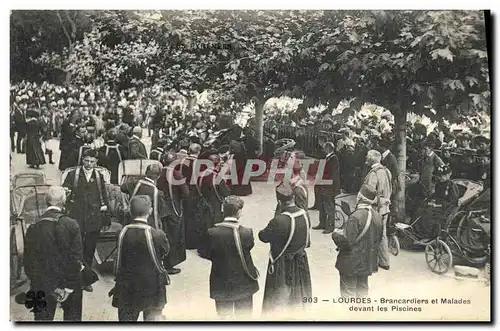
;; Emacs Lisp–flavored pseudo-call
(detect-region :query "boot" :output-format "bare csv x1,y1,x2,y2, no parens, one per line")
47,149,55,164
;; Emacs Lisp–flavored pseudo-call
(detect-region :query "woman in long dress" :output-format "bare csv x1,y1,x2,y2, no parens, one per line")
25,110,46,169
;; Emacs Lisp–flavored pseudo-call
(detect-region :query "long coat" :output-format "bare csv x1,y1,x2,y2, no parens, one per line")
24,209,83,294
180,155,202,249
121,178,168,229
363,164,393,216
259,205,312,313
197,170,232,257
128,136,147,160
157,165,189,267
62,167,110,233
332,205,383,276
207,220,259,301
98,142,127,184
112,220,169,311
25,119,46,166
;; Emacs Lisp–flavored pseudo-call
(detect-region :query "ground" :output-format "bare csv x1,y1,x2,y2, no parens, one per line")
10,133,490,321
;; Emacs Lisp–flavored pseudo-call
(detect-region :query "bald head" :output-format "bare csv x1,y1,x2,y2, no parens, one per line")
365,149,382,166
323,141,335,154
46,186,67,208
132,126,142,137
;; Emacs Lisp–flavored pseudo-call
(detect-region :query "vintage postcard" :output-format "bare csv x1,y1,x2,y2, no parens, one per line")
9,9,491,322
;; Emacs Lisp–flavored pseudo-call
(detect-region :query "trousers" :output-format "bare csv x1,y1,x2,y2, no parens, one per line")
339,274,369,299
82,231,100,268
378,213,390,268
118,307,163,321
318,194,336,229
215,296,253,318
34,288,83,321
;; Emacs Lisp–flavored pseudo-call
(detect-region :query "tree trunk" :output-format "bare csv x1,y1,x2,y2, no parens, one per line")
393,105,407,223
254,97,265,156
186,95,195,112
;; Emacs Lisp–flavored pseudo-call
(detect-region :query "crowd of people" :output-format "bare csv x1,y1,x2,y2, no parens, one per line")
11,82,491,321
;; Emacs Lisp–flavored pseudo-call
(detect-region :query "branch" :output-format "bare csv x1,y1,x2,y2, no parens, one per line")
64,10,77,41
56,11,72,48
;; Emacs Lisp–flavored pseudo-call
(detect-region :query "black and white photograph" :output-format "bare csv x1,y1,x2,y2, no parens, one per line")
8,7,492,322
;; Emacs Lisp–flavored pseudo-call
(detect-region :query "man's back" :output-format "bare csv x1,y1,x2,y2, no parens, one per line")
259,205,310,257
207,225,259,301
24,211,82,293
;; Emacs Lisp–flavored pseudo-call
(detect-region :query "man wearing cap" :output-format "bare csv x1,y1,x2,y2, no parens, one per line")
259,185,312,314
23,186,84,321
98,129,127,184
121,164,168,230
229,139,254,196
62,149,110,291
332,184,383,298
128,126,148,159
112,195,170,321
181,143,203,249
157,152,189,275
363,150,392,270
197,154,232,258
207,195,259,318
70,133,94,168
314,141,341,234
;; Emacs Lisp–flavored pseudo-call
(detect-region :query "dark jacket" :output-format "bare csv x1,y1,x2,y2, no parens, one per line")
381,150,400,196
332,206,383,276
24,209,83,294
317,152,341,197
121,178,167,228
207,220,259,301
62,167,110,233
112,220,169,310
128,136,147,160
98,142,127,184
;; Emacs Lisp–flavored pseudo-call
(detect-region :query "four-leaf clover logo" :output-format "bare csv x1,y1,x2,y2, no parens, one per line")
24,290,47,313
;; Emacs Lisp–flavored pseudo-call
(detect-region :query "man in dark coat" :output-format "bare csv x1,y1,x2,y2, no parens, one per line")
229,140,253,196
62,149,110,292
313,142,341,234
197,154,232,258
25,111,46,169
150,138,167,162
379,138,400,197
207,196,259,318
23,186,83,321
112,195,169,321
70,133,94,168
259,185,312,315
157,152,189,274
98,129,127,184
121,164,168,230
181,143,202,249
332,184,383,298
58,112,77,171
11,104,26,153
128,126,148,159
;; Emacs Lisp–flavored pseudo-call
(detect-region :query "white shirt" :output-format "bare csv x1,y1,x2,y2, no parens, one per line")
224,217,238,222
382,150,390,160
82,167,94,182
371,163,381,169
134,217,148,223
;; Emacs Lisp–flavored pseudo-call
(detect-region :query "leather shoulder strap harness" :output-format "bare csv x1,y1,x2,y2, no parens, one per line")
115,223,170,285
130,180,159,230
214,222,259,281
268,209,310,274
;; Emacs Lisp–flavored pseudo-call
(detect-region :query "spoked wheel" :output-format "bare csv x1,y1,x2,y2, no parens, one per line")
334,210,346,229
425,239,453,274
389,235,400,256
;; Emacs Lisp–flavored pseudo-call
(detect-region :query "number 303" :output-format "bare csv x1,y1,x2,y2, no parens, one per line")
303,297,318,303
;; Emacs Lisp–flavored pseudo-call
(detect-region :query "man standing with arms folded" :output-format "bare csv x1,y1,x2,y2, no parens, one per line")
23,186,84,321
207,196,259,319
